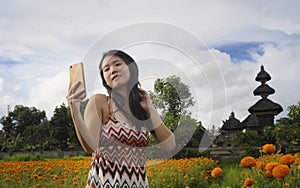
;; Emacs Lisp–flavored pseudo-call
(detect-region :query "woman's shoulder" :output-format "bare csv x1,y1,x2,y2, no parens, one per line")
90,93,108,100
89,93,109,106
85,94,110,123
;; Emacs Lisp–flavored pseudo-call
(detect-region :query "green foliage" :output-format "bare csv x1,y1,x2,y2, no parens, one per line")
150,75,195,131
0,105,47,152
2,153,44,162
231,130,263,157
230,102,300,156
287,101,300,124
49,104,70,150
264,122,300,152
1,105,46,137
63,155,85,160
0,103,81,152
0,133,23,152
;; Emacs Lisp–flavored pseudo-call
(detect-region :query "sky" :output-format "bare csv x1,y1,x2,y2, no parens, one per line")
0,0,300,130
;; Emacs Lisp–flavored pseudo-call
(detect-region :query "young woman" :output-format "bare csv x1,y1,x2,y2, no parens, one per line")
67,50,175,188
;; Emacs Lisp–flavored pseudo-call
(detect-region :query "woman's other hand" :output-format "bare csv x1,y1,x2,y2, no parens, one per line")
139,88,152,113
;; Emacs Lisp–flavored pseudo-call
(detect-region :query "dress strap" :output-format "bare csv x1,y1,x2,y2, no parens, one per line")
107,96,112,116
106,96,118,123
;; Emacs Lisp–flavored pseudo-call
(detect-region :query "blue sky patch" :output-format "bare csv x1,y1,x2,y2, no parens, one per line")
0,59,23,65
214,42,265,63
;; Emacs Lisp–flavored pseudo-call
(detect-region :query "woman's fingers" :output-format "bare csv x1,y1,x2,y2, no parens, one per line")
68,81,81,95
66,81,85,102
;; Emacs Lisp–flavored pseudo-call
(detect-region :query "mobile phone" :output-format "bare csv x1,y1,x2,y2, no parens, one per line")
69,62,86,99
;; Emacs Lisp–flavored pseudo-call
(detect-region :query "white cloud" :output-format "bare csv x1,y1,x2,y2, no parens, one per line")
0,77,3,93
26,71,69,118
0,0,300,130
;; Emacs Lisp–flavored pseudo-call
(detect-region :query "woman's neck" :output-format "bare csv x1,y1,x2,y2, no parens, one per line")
111,90,130,109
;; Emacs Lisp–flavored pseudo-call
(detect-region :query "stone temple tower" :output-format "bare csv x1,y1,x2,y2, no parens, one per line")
248,65,283,132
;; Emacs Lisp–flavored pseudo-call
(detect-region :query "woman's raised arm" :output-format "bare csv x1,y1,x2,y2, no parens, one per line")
67,81,103,153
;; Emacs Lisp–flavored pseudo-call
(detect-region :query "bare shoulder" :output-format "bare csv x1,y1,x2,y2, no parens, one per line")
87,94,110,123
91,94,108,103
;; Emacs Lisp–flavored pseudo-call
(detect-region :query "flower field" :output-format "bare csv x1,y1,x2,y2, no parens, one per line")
0,157,90,187
0,144,299,187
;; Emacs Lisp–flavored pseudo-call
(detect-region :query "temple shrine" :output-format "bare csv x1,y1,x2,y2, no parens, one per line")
219,65,283,145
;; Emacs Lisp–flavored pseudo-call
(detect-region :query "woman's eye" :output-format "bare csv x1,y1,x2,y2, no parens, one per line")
103,67,109,72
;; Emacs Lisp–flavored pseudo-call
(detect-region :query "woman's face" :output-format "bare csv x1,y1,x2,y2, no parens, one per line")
101,55,130,90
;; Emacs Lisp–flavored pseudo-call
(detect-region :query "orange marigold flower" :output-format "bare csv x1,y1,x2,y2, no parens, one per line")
280,154,295,166
244,178,255,187
265,170,272,177
4,178,10,182
211,167,223,178
256,161,266,169
272,165,290,178
262,144,276,154
265,162,278,172
298,165,300,170
240,156,256,168
32,174,39,179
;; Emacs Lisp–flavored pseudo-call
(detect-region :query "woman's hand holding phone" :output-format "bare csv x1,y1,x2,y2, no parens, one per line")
66,63,86,104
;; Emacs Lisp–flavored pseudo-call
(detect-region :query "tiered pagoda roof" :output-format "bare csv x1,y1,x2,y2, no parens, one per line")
253,84,275,97
255,65,271,83
249,98,283,115
249,65,283,115
220,65,283,132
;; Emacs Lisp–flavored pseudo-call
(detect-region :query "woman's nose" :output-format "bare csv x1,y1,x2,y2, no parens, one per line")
111,66,118,74
111,70,117,75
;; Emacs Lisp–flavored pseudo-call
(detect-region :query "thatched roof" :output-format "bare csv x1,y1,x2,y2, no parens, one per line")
253,83,275,96
255,65,271,83
248,98,283,115
221,112,243,131
240,114,259,128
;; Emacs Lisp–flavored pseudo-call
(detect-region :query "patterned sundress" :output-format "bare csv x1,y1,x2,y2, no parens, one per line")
86,109,150,188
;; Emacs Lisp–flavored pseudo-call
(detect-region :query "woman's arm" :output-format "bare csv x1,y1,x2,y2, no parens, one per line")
139,89,176,151
149,106,176,151
67,81,103,153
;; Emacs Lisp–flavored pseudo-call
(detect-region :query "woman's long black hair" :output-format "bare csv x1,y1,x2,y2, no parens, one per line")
99,50,150,128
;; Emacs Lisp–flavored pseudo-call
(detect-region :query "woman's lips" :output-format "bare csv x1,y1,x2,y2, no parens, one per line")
112,74,120,81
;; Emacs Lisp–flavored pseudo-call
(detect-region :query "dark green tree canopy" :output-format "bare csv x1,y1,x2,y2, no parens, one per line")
149,75,195,131
0,104,80,152
0,105,46,137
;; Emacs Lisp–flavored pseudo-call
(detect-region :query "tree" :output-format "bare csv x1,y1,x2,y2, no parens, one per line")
150,75,195,131
0,105,47,151
49,103,73,150
1,105,46,137
287,101,300,126
23,120,51,151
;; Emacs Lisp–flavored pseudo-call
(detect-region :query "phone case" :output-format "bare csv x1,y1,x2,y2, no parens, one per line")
69,62,86,99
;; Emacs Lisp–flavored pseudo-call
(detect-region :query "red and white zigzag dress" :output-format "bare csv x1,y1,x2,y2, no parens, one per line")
86,111,150,188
